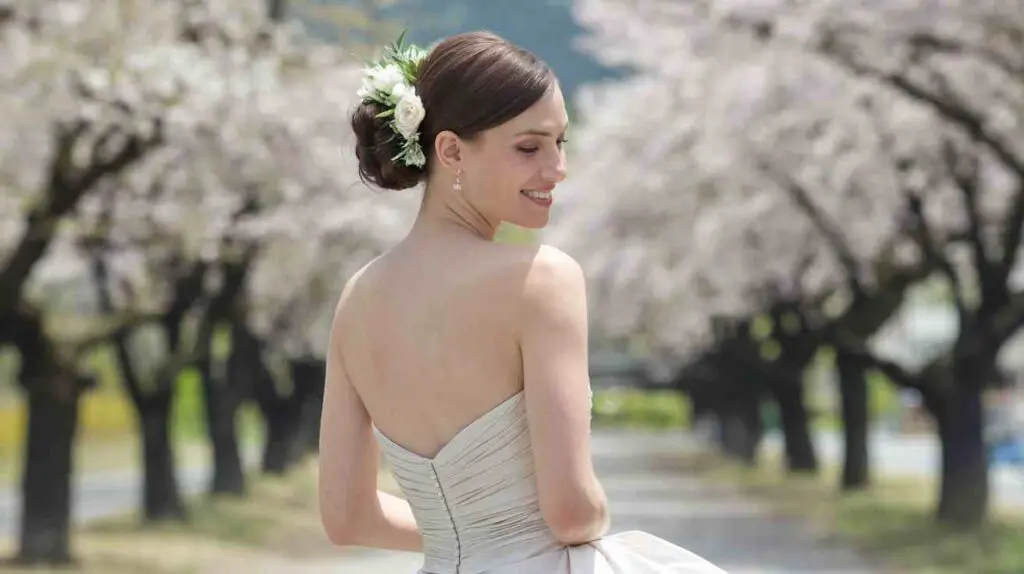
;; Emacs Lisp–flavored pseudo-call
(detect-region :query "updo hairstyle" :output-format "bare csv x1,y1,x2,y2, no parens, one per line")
351,31,556,191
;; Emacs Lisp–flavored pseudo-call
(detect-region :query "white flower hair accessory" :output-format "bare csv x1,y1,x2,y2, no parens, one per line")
357,32,430,168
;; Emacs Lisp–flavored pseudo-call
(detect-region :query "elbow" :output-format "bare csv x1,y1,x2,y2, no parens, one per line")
544,497,609,545
320,502,364,547
321,514,358,547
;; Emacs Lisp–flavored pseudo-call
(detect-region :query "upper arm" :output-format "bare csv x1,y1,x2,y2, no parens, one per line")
317,286,380,542
519,246,605,533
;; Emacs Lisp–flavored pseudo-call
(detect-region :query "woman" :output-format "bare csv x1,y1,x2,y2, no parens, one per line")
318,30,727,573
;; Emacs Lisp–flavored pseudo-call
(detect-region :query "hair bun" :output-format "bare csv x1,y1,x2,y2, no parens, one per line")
351,100,425,191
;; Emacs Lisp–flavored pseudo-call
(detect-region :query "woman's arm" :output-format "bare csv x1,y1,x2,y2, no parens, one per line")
317,294,422,552
519,245,610,545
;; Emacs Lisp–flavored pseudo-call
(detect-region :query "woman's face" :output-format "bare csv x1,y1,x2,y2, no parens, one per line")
459,84,569,230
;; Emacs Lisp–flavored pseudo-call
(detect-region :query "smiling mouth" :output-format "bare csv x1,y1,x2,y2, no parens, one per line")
521,189,552,204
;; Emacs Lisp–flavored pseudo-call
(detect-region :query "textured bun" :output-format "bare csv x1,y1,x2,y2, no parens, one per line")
351,101,425,191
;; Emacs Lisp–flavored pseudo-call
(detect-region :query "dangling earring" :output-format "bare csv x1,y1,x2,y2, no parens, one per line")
453,169,462,194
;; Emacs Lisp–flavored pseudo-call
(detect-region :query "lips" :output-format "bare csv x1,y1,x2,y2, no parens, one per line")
521,188,553,208
521,189,552,200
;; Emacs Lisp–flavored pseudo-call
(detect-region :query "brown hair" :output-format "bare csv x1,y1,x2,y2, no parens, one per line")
351,31,557,190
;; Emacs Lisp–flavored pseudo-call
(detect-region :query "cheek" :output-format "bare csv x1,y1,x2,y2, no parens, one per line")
486,153,531,187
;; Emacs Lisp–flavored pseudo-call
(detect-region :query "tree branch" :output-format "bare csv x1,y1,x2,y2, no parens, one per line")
907,31,1023,80
996,180,1024,292
821,36,1024,178
757,158,864,296
903,193,967,315
941,139,997,301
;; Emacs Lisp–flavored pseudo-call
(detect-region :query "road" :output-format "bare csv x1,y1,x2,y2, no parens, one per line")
763,429,1024,509
0,446,262,542
0,465,214,541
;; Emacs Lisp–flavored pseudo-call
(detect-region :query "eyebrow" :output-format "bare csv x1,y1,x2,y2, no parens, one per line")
515,127,568,137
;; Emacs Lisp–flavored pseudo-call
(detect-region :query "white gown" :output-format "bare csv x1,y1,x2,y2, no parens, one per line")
373,391,728,573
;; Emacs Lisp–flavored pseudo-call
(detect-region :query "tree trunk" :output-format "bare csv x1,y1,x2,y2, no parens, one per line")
15,384,81,565
933,384,989,527
137,392,186,521
198,350,246,496
203,380,246,495
291,357,326,456
770,377,818,473
304,394,323,454
262,404,302,474
836,352,870,490
261,373,322,474
717,394,762,465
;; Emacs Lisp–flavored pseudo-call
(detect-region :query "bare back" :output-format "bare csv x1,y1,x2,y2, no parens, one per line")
335,233,538,459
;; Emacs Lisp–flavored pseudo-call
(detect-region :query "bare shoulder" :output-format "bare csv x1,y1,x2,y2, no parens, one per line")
331,256,383,324
521,244,585,295
494,243,586,320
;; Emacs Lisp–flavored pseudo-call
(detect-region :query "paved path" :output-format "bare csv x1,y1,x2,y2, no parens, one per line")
303,430,879,573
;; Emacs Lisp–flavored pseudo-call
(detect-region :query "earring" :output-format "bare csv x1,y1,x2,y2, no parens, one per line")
453,169,462,194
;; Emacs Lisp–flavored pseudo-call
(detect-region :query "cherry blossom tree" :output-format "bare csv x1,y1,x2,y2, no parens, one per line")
560,0,1024,525
0,0,412,561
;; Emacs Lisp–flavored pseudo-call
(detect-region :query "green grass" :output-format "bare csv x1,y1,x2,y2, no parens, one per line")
591,388,691,429
700,454,1024,574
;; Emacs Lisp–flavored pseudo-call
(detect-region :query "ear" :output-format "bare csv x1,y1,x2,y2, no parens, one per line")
433,130,462,171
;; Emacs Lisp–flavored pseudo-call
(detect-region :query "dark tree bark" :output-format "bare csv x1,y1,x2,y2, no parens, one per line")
267,0,286,21
290,357,326,456
253,351,324,475
137,391,186,520
199,345,247,496
767,375,818,472
920,362,989,528
16,381,84,564
5,306,94,565
836,351,870,490
196,261,254,496
717,398,763,465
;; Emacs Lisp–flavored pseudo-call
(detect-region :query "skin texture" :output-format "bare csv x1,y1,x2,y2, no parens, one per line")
318,83,609,551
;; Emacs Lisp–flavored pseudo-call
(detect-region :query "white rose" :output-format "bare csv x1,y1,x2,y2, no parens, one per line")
356,75,375,99
367,64,405,96
393,91,426,139
389,81,413,105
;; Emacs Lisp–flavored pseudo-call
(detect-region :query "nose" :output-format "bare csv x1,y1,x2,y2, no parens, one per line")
543,151,567,184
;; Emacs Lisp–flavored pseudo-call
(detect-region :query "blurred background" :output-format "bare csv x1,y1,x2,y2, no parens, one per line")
1,0,1022,572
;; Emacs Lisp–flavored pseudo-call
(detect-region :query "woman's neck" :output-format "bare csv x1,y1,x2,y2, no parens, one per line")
410,183,500,241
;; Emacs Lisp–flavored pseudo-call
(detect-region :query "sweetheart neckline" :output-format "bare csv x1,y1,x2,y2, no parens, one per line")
372,389,525,462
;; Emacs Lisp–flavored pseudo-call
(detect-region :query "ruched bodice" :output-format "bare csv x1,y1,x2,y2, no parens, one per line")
373,390,728,574
374,391,562,573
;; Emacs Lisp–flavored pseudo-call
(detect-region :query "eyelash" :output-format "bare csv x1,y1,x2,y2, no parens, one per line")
517,138,568,155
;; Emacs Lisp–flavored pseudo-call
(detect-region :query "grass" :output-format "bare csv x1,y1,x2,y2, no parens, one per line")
698,454,1024,574
591,387,691,430
0,460,343,574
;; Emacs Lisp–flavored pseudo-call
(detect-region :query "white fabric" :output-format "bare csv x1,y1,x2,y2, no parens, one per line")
373,391,728,573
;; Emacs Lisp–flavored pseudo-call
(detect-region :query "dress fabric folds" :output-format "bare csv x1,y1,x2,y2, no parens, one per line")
372,391,728,574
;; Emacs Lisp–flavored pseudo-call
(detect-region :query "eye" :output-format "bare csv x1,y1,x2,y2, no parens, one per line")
516,145,540,155
556,137,568,149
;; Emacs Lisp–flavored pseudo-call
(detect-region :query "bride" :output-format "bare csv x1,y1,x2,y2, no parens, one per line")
318,30,727,573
